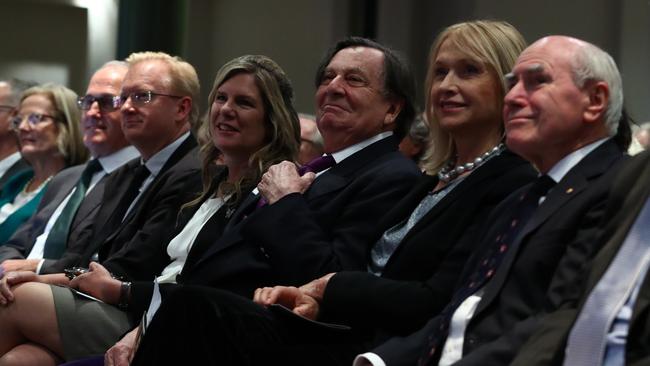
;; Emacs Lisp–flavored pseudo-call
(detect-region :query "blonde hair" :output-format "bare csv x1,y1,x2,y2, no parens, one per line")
125,51,201,127
189,55,300,207
421,20,526,175
21,83,88,166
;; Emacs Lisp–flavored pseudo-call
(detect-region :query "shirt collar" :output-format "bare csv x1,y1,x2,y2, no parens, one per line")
330,131,393,164
96,145,140,174
0,151,22,172
142,132,190,177
546,137,609,183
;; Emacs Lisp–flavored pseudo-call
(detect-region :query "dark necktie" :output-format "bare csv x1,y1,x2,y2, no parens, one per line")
105,163,150,229
256,155,336,208
418,175,556,365
43,159,103,259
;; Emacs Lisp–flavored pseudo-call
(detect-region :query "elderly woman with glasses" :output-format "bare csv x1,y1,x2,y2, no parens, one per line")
0,83,88,243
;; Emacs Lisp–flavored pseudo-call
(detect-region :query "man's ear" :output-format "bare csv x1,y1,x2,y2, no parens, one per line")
583,80,609,124
176,96,193,123
383,98,405,126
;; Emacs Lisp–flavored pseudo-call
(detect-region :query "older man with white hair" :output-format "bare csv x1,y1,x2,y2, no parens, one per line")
356,35,630,366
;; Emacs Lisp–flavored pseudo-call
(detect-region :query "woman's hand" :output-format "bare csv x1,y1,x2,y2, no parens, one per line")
0,271,39,305
69,262,122,304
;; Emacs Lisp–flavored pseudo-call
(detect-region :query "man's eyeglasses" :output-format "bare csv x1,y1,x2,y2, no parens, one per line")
77,95,121,111
118,91,182,107
10,113,58,130
0,105,15,114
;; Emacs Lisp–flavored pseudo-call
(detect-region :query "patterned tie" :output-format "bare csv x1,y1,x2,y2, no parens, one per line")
256,155,336,208
42,159,103,259
418,175,556,365
563,197,650,365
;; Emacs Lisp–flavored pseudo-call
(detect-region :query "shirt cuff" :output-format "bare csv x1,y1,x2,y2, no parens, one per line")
35,259,45,274
353,352,387,366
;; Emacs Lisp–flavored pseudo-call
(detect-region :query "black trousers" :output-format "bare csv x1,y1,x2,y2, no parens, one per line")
130,285,365,366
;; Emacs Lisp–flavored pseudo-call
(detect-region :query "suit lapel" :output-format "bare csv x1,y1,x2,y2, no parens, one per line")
475,140,623,315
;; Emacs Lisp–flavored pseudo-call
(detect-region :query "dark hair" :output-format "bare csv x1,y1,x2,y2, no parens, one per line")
314,37,416,140
613,108,632,150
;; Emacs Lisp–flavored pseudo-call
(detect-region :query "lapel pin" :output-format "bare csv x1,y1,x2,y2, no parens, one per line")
566,187,574,194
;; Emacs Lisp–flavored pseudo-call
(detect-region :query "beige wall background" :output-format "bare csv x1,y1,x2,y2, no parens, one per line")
1,0,648,123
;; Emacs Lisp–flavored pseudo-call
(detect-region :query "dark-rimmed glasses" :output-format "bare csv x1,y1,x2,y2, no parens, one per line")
0,105,14,114
118,91,182,107
77,95,121,111
10,113,58,130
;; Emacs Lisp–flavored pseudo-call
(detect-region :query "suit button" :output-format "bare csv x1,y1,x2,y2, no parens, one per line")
259,247,270,259
467,336,476,345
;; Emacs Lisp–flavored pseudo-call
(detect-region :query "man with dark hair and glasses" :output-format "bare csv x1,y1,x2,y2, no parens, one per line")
0,78,36,189
0,61,139,275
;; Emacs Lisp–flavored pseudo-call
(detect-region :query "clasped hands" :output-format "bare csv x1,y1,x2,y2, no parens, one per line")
0,261,120,306
257,161,315,205
253,272,336,320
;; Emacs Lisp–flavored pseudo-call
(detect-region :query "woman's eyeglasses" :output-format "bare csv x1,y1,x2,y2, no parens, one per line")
10,113,58,130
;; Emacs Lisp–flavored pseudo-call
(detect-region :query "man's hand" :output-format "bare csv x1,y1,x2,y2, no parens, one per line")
258,161,315,204
253,285,321,320
1,259,41,273
0,271,39,305
105,326,139,366
299,272,336,302
69,262,122,304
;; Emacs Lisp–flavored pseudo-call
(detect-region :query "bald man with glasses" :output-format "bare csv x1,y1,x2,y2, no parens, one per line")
0,61,139,275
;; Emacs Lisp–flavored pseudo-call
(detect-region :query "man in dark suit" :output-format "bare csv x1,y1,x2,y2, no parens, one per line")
0,51,202,288
354,36,629,366
0,78,34,189
80,52,203,281
510,152,650,365
0,61,138,274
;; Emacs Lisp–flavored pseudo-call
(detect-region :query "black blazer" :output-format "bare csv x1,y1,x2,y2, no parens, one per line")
512,149,650,366
86,136,202,281
0,162,110,273
129,136,421,313
320,151,536,339
0,158,29,193
373,139,627,366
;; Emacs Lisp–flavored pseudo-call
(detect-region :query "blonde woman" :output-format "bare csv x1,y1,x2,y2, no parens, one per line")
0,84,87,242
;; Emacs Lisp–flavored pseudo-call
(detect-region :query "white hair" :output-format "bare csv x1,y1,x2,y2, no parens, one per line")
570,42,623,135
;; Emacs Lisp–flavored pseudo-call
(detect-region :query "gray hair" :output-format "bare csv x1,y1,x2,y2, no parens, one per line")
570,43,623,135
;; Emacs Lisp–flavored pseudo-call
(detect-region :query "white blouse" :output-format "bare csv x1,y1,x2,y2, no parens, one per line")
156,195,230,284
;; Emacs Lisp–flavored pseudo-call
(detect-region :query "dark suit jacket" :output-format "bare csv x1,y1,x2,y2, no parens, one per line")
128,136,421,314
319,151,536,340
85,136,202,281
0,157,29,192
511,149,650,366
373,139,627,366
0,162,110,273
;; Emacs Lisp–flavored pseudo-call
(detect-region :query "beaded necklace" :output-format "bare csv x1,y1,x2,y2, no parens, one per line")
438,143,505,183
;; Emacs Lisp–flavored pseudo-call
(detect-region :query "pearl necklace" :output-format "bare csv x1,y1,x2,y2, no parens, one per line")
438,143,505,183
